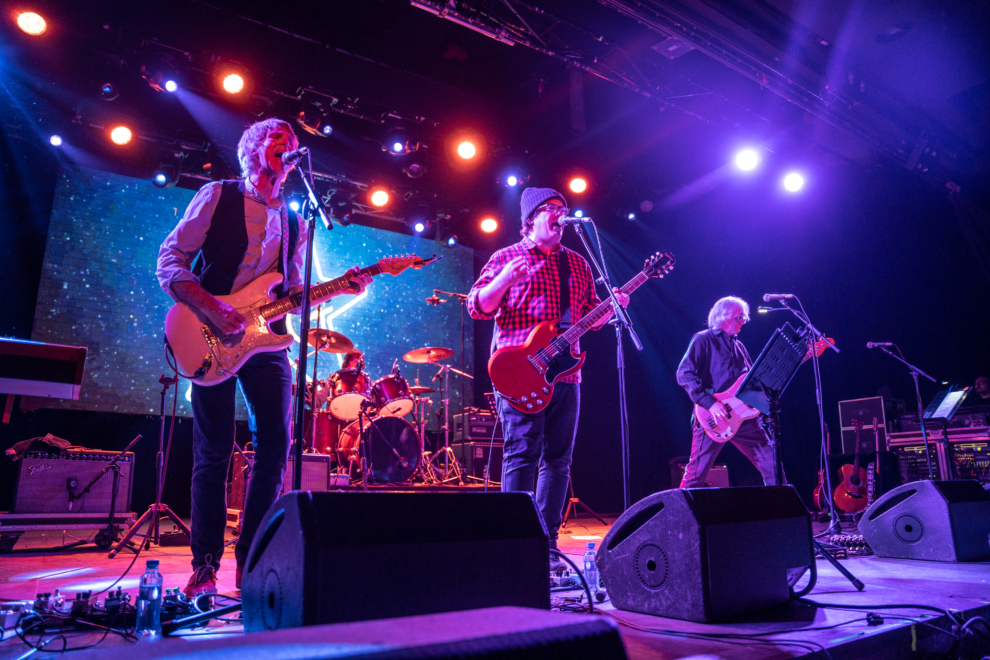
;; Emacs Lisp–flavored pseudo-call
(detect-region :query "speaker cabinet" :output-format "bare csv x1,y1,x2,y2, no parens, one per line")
241,491,550,632
858,479,990,562
597,486,813,622
14,449,133,514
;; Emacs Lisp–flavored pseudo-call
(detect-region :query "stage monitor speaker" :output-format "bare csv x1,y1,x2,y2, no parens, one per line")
858,479,990,562
14,449,134,514
597,486,813,623
241,491,550,632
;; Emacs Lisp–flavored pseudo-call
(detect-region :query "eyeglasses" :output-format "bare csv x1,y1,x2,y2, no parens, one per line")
732,315,750,323
536,203,569,217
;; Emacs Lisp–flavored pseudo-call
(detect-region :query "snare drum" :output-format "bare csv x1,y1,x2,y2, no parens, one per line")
371,374,413,417
328,369,371,421
337,416,420,483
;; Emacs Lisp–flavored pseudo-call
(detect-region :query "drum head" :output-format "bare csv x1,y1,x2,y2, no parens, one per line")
329,392,370,421
338,417,420,483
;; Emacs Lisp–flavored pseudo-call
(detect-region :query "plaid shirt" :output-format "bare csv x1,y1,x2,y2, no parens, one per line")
468,237,601,383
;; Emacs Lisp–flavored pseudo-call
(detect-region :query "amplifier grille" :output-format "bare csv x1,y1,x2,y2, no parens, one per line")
14,449,134,514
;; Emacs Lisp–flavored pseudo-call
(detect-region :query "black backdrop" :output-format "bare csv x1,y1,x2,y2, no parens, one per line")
3,125,989,519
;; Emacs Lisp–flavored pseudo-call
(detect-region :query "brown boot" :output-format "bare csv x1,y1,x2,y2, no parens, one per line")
182,564,218,599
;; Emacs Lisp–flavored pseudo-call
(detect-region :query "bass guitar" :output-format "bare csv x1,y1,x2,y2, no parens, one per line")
489,251,675,414
165,254,439,386
694,335,835,442
833,419,869,513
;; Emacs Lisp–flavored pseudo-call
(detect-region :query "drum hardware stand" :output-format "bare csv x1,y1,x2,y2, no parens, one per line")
429,361,473,484
57,434,142,551
561,476,607,531
430,289,469,445
410,395,438,483
357,399,375,491
873,345,937,479
111,376,190,557
570,221,642,511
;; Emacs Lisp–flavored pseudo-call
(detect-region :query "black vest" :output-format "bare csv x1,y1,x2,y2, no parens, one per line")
191,180,299,333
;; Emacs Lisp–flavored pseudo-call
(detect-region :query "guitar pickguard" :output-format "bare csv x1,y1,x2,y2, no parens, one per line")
545,349,580,384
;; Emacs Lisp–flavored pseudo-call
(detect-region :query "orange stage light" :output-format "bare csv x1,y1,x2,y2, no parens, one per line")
456,140,477,160
222,74,245,94
568,177,588,194
109,126,133,145
16,12,46,35
369,188,390,207
480,217,498,233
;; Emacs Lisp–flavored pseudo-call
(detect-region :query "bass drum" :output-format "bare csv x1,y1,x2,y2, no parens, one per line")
337,417,421,483
328,369,372,421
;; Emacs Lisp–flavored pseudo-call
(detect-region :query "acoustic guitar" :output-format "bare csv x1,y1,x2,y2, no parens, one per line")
833,419,869,513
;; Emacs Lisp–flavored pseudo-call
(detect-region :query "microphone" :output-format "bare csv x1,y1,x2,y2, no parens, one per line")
866,342,893,348
763,293,794,302
558,216,591,226
280,147,309,165
426,294,441,306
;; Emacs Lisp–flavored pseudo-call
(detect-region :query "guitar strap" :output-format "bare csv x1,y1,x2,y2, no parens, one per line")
558,249,572,330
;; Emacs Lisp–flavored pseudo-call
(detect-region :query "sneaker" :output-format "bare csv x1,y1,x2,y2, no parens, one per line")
182,564,218,599
235,564,243,590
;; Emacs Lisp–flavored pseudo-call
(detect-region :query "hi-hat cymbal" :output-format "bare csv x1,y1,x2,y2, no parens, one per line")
409,385,436,394
307,329,354,353
403,346,454,363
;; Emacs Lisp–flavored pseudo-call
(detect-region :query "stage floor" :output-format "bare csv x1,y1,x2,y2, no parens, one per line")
1,515,988,659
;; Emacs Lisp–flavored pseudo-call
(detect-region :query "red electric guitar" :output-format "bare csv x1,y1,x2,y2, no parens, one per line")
489,252,675,414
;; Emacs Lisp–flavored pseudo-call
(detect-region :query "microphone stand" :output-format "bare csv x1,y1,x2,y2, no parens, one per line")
290,152,333,491
570,220,642,511
761,299,840,530
875,345,937,480
431,289,468,453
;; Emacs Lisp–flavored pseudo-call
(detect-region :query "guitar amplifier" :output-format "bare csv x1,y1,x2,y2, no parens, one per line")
14,449,134,514
838,397,902,452
454,409,502,442
228,451,332,514
452,442,503,482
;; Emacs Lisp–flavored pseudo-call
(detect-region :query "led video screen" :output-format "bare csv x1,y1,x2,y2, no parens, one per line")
28,166,475,422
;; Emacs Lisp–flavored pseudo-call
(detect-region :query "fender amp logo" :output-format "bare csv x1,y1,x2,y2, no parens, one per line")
27,463,52,476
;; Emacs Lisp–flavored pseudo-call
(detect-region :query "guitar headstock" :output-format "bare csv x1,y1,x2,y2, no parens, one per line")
378,254,443,276
643,251,675,278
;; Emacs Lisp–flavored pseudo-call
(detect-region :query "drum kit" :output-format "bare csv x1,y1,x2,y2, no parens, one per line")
299,329,469,485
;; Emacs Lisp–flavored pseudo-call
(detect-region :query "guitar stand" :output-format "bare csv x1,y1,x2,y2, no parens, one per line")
561,476,607,530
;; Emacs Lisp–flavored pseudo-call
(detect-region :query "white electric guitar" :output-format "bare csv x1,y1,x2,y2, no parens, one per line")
165,254,439,385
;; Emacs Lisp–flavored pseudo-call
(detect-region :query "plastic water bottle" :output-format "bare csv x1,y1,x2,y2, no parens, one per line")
583,542,599,594
135,559,163,638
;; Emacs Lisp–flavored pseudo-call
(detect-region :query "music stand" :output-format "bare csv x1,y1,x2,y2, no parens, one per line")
923,386,970,480
735,323,806,486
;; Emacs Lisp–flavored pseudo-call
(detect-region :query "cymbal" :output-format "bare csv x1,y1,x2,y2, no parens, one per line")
403,346,454,363
307,329,353,353
409,386,436,394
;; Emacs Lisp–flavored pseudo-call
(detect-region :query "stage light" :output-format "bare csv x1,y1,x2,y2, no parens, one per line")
507,175,518,187
446,235,458,248
457,140,477,160
568,177,588,194
574,210,584,218
152,160,179,188
328,191,354,225
141,55,181,93
100,82,119,101
392,141,405,153
164,80,178,92
17,12,46,35
783,172,805,192
369,188,390,207
296,100,331,138
627,212,637,221
153,172,168,187
49,135,63,147
413,221,426,233
383,123,418,155
735,149,760,171
403,162,427,179
289,199,301,212
109,126,132,145
480,217,498,233
223,74,244,94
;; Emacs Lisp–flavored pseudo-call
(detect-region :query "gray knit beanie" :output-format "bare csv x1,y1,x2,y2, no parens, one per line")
520,187,567,224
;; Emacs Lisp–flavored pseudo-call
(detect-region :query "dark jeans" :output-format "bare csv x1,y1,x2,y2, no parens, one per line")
190,350,292,570
496,382,579,544
681,417,779,488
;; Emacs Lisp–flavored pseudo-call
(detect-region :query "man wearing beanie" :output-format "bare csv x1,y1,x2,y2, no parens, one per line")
467,187,629,553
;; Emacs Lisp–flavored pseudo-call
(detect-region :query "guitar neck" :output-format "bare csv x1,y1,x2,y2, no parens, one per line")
558,270,650,346
260,264,381,321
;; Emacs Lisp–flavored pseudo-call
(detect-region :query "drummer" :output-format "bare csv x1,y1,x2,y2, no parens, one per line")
341,349,365,372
